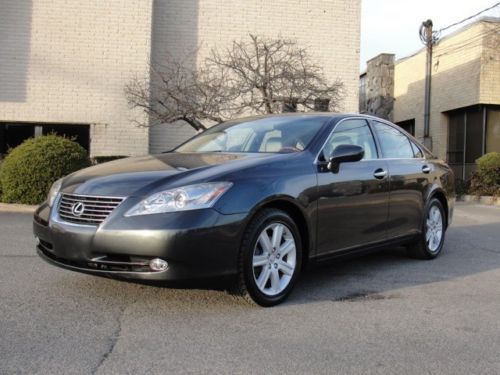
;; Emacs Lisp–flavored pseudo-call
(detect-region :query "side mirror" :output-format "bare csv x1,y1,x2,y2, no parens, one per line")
328,144,364,173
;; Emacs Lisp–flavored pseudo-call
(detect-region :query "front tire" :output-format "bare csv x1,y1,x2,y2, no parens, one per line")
407,198,446,259
233,208,302,307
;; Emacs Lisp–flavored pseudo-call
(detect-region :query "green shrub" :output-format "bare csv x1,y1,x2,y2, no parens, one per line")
0,135,90,204
470,152,500,197
475,152,500,186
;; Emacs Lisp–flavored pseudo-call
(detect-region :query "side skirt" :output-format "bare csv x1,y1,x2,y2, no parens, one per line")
310,234,419,264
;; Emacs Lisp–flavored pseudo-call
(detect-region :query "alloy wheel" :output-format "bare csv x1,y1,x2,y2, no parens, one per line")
426,205,443,252
252,222,297,296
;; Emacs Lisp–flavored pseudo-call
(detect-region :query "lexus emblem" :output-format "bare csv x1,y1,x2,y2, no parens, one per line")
71,202,85,217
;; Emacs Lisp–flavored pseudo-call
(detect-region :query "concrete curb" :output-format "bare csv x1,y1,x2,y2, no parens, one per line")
457,195,500,206
0,203,37,213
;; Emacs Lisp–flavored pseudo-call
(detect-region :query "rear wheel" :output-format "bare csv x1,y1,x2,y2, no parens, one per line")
407,198,446,259
233,208,302,306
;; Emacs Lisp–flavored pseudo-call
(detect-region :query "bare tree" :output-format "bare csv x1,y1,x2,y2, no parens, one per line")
125,54,237,131
125,35,344,130
209,34,344,114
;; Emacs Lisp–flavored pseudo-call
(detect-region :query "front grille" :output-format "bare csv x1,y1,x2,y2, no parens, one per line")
57,194,125,225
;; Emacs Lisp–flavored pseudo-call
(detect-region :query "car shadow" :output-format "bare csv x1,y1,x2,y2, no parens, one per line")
43,220,500,309
288,220,500,306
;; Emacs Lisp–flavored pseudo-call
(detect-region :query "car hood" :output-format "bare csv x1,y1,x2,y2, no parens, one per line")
61,152,273,197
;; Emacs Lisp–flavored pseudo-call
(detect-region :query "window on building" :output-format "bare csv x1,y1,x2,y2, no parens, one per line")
465,108,483,164
0,123,90,156
447,106,487,179
396,119,415,136
448,111,465,165
42,124,90,151
373,121,413,158
314,98,330,112
486,108,500,153
0,124,35,155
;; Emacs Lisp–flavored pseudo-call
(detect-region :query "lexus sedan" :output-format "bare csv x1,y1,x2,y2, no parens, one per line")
34,114,455,306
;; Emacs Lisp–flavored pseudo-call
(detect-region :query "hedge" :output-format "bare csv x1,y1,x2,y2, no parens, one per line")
0,135,91,204
470,152,500,197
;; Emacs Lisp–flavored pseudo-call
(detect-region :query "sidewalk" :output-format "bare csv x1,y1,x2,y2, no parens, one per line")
0,203,37,213
457,195,500,206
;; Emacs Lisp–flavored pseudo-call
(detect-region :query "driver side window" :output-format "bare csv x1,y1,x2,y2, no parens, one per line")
323,119,378,160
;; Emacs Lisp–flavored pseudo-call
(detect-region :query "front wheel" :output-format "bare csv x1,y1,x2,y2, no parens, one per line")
407,198,446,259
233,208,302,307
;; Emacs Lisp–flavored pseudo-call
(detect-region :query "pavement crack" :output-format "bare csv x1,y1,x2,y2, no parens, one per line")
91,303,127,375
331,290,401,302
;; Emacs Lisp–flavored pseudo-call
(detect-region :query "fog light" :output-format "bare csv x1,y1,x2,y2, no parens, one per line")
34,236,40,246
149,258,168,272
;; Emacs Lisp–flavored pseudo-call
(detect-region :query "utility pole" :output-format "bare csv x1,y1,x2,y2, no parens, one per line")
420,19,434,149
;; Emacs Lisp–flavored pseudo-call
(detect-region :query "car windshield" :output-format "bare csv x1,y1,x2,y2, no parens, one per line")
175,116,328,153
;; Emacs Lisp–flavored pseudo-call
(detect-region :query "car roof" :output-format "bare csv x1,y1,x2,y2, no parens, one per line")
229,112,369,122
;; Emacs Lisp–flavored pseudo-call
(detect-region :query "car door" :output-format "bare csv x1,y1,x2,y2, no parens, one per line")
371,121,430,239
316,118,390,256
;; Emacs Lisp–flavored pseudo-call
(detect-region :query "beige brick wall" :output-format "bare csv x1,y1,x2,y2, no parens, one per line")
149,0,361,154
0,0,152,157
393,20,499,160
1,0,360,156
480,21,500,104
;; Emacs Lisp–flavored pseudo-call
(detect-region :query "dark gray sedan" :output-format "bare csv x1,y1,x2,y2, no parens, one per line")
34,114,455,306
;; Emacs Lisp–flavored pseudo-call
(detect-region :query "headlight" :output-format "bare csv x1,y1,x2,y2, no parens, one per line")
47,178,63,207
124,182,233,217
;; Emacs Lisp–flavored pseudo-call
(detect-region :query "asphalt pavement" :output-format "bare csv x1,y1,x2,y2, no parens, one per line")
1,203,499,374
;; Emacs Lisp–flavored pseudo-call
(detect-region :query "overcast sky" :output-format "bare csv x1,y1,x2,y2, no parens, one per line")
360,0,500,71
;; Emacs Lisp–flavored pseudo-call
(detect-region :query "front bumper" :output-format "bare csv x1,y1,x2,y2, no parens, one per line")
33,200,247,281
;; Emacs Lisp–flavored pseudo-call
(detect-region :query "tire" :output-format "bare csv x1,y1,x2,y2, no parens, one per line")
407,198,446,259
232,208,302,307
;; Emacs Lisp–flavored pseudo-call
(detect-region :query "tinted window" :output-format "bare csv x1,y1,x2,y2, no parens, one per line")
465,109,483,163
176,116,326,153
487,109,500,153
323,119,378,160
447,107,485,163
374,121,414,158
447,111,465,164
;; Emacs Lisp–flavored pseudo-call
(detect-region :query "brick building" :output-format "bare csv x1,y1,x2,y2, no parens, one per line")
0,0,361,157
360,18,500,180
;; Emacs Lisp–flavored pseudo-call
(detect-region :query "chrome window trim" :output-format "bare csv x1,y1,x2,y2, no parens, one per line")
370,118,427,159
314,116,379,165
371,119,417,160
314,116,428,165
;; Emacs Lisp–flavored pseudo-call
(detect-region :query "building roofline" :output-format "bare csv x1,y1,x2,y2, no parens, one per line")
361,16,500,70
366,53,395,65
394,16,500,65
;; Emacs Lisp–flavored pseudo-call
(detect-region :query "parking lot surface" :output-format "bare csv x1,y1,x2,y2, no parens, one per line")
1,203,499,374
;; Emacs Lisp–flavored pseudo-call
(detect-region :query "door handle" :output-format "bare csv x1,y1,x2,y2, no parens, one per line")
422,165,431,174
373,168,387,179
